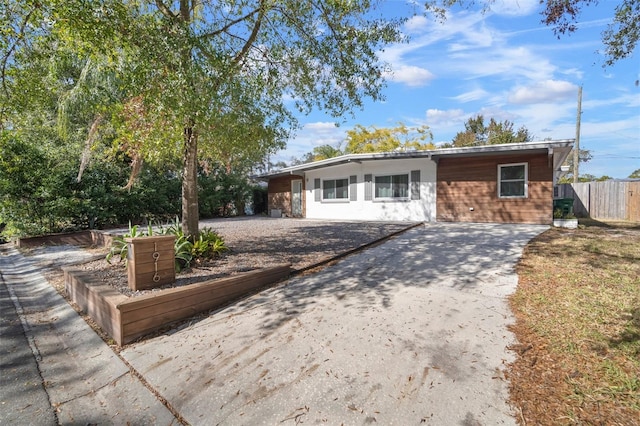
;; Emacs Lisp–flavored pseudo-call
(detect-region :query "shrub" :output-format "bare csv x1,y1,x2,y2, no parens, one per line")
106,218,228,273
191,227,229,261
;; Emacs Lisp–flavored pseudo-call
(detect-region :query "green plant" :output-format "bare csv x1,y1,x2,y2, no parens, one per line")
105,218,228,273
173,234,193,272
554,209,577,220
191,227,228,260
106,222,148,265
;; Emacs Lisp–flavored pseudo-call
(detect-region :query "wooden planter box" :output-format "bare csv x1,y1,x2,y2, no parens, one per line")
125,235,176,291
65,265,291,346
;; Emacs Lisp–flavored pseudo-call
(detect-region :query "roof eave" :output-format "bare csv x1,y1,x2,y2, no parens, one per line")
257,139,575,179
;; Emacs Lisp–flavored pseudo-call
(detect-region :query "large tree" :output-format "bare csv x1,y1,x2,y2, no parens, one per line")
2,1,406,237
449,115,532,147
345,123,435,154
311,144,344,161
424,0,638,66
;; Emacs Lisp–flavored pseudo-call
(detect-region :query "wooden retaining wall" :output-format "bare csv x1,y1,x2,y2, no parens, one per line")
17,230,116,248
65,264,291,346
557,181,640,222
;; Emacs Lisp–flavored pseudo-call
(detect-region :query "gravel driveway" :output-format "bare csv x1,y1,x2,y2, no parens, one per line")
200,216,417,271
121,222,547,425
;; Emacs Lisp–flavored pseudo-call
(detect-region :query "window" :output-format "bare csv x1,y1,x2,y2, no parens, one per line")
498,163,527,198
322,178,349,200
374,174,409,199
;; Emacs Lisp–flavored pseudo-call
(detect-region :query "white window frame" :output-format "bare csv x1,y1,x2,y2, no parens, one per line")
498,162,528,198
373,173,410,201
322,177,349,201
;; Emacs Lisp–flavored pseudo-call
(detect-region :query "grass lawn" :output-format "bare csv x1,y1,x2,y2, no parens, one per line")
509,220,640,425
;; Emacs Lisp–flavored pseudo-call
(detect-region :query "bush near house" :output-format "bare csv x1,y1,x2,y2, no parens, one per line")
0,149,259,239
510,221,640,424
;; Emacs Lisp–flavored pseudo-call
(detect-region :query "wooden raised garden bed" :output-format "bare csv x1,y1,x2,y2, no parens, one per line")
64,265,291,346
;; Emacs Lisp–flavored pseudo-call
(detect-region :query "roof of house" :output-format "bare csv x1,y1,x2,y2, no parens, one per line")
259,139,575,179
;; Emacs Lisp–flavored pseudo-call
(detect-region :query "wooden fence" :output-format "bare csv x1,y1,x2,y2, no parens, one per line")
557,181,640,222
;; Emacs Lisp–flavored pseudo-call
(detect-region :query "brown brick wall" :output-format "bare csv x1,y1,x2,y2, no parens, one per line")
267,176,305,217
436,153,553,224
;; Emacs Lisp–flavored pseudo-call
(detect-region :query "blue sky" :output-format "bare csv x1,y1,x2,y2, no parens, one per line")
274,0,640,179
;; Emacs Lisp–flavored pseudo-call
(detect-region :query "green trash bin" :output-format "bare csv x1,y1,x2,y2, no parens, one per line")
553,198,574,217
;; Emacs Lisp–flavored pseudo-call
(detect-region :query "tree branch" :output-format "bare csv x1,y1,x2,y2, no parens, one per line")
200,7,261,39
155,0,177,19
232,0,267,65
1,6,36,100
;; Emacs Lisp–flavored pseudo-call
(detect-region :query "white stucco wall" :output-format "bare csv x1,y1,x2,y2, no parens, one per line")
304,158,437,222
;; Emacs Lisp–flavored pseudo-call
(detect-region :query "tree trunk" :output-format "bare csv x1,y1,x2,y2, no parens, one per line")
182,125,199,237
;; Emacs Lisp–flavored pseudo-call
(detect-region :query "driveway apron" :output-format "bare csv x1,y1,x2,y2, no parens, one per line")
121,222,547,425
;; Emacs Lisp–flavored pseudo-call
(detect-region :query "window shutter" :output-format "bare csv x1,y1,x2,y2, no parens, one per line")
314,178,321,202
349,175,357,201
364,174,372,201
411,170,420,200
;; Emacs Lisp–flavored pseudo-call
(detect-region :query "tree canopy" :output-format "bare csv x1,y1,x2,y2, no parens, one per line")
424,0,638,66
447,115,532,147
2,0,407,236
311,144,344,161
288,123,435,164
345,123,435,154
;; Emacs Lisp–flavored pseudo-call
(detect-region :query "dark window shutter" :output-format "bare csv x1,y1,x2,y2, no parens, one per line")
349,175,357,201
364,174,372,201
411,170,420,200
314,178,321,202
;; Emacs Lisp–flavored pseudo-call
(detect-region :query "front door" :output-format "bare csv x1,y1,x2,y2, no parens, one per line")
291,179,303,217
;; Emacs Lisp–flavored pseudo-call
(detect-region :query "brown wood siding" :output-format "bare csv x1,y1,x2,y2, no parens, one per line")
437,153,553,224
267,176,305,217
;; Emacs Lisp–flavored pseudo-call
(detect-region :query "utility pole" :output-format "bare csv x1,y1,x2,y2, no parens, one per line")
574,86,582,183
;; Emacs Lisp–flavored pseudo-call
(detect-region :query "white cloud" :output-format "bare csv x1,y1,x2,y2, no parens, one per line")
299,122,345,147
379,11,489,64
384,10,557,83
561,68,585,80
386,64,435,87
404,15,429,34
275,121,345,162
446,46,557,81
448,23,496,51
489,0,539,16
304,122,338,132
475,106,521,122
508,101,577,140
452,89,490,103
508,80,577,104
426,108,466,126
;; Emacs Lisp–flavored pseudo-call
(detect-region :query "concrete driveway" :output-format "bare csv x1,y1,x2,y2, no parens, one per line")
121,222,547,425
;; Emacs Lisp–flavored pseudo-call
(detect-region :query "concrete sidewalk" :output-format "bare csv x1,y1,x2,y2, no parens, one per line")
0,244,177,425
